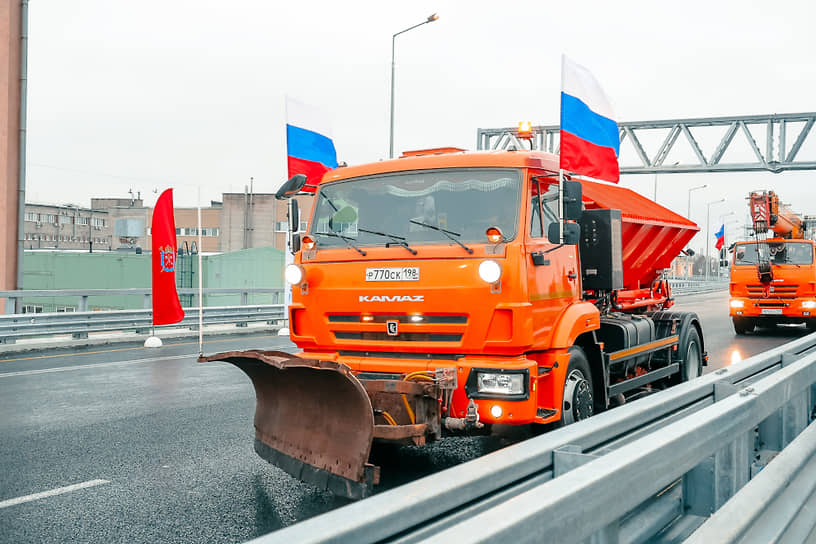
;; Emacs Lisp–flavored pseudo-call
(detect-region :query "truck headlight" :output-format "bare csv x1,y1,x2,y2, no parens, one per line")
477,372,524,395
730,299,744,309
478,260,502,283
802,301,816,309
285,264,304,284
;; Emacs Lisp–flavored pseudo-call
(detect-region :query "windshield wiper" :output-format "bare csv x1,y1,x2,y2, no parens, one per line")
313,232,367,256
318,191,340,212
358,227,417,255
409,220,473,254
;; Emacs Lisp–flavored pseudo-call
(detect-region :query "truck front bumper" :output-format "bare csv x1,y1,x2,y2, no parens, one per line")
302,349,572,426
729,297,816,320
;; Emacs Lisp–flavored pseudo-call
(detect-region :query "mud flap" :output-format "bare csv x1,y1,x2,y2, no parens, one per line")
198,350,378,499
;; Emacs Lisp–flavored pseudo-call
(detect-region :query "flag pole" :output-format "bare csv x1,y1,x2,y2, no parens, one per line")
558,168,565,243
558,54,565,244
198,187,203,355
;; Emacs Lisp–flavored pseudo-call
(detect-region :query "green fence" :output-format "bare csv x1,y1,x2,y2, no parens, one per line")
21,247,285,312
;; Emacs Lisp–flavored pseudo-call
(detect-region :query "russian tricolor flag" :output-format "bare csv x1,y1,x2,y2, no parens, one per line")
715,224,725,251
286,97,338,191
559,56,620,183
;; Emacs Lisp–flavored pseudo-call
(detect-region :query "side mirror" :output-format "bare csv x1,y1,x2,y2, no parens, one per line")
288,200,300,253
547,222,581,245
275,174,307,200
563,180,583,221
288,199,299,233
290,233,301,254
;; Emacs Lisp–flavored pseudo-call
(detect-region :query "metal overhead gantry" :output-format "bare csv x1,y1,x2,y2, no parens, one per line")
477,112,816,174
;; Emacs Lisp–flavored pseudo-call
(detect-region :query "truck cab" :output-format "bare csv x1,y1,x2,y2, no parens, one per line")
729,239,816,334
289,153,586,428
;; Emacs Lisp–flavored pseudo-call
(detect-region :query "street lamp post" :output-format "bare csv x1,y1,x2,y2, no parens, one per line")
706,198,726,281
653,162,680,202
389,13,439,159
687,184,708,218
685,184,707,276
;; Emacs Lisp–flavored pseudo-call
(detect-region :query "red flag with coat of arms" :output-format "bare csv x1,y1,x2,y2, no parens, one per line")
151,189,185,325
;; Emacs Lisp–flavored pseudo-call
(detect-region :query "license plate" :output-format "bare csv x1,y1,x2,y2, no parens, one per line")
365,267,420,282
761,308,783,315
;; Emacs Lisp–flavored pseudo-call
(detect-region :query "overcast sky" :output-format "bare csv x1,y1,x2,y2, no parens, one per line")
25,0,816,255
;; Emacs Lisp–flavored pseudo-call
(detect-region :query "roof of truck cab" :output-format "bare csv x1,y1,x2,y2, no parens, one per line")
321,150,561,183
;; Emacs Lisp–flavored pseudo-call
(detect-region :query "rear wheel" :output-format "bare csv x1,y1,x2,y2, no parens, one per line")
733,316,753,335
680,326,703,382
559,347,594,426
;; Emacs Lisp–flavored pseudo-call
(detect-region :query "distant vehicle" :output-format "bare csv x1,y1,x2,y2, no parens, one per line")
729,190,816,334
201,147,706,498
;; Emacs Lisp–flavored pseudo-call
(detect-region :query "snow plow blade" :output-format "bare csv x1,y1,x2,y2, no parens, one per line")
198,350,378,499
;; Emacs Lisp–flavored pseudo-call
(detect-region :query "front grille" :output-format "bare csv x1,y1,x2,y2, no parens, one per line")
747,284,799,299
328,313,468,347
755,302,789,308
338,350,464,360
329,314,467,324
335,332,462,342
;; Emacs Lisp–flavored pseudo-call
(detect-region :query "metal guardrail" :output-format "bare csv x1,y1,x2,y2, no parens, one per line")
667,278,729,295
687,419,816,543
0,288,286,344
254,334,816,544
0,304,286,344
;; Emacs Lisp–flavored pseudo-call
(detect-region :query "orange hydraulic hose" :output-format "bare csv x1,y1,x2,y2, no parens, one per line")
403,371,434,382
401,394,416,424
380,411,398,426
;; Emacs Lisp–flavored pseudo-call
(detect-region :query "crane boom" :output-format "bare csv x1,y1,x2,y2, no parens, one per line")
749,190,806,239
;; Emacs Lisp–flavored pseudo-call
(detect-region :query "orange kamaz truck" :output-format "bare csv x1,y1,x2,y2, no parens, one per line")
201,149,704,498
729,190,816,334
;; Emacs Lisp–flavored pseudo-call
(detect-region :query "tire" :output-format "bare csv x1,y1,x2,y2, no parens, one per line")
679,326,703,382
733,316,752,335
559,347,594,426
807,319,816,333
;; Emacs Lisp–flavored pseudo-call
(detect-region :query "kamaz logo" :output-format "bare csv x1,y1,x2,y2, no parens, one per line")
358,295,424,302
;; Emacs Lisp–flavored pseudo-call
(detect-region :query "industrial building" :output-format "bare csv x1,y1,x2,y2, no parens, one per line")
22,191,314,254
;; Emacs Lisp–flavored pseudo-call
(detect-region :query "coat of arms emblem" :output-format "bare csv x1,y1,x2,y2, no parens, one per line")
160,245,176,272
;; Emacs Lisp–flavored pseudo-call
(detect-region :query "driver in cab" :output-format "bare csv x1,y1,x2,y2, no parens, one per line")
409,195,436,231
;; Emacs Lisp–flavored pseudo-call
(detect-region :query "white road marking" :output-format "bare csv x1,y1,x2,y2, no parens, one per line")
0,479,111,509
0,354,192,378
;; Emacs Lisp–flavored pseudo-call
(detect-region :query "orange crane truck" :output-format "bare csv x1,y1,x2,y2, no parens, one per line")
200,149,704,498
729,190,816,334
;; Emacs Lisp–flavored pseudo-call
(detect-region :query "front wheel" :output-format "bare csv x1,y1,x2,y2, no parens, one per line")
733,316,753,335
559,347,594,426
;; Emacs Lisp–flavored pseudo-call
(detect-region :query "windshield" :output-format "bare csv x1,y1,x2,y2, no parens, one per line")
309,169,522,249
734,242,814,265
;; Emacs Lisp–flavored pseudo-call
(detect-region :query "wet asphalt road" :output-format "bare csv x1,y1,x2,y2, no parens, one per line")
0,289,812,544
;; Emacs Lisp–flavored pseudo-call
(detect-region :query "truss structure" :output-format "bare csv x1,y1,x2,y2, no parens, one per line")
476,113,816,174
